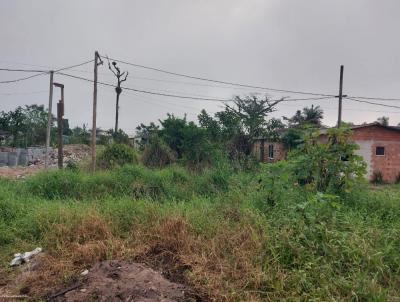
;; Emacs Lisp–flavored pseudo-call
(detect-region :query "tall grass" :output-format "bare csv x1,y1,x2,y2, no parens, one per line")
1,166,399,301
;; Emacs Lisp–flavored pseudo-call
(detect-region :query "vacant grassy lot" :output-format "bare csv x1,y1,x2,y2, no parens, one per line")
1,165,400,301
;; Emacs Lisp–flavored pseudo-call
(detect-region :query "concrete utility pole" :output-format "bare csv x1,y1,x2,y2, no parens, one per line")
45,70,54,169
336,65,347,128
91,51,103,172
54,82,64,169
107,58,128,134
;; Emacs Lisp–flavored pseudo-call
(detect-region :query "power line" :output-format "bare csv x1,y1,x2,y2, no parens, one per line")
0,90,47,96
347,95,400,102
0,68,48,73
102,56,336,97
0,59,94,84
54,59,94,73
0,72,48,84
57,72,335,104
347,97,400,109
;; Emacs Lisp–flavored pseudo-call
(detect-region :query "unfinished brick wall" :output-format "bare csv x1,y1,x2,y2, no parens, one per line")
252,140,286,163
352,125,400,183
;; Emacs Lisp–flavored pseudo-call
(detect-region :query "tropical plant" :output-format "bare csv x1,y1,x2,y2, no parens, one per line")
289,126,366,193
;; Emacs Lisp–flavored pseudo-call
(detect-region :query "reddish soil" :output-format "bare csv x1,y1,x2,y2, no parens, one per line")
49,261,190,302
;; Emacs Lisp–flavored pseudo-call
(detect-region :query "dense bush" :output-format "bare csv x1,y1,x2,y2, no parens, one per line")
141,136,176,168
97,143,137,169
289,126,366,194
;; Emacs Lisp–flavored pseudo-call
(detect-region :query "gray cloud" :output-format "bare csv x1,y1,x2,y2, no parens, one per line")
1,0,399,133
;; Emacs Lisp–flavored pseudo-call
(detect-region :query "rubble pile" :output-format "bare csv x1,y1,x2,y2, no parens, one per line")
46,144,91,167
0,144,91,178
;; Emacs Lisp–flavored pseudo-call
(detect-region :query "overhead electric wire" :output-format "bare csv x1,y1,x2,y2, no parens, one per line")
0,72,48,84
347,97,400,110
0,90,47,96
0,68,48,73
57,72,336,104
347,95,400,101
54,59,94,73
102,56,336,97
0,59,94,84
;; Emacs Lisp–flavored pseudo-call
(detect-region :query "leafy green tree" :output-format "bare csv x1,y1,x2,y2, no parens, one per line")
265,118,285,141
69,125,91,145
198,109,221,141
135,122,159,149
158,114,213,167
377,116,389,126
302,105,324,126
112,129,130,145
281,128,304,151
159,114,188,158
284,105,324,127
0,105,51,147
225,95,281,141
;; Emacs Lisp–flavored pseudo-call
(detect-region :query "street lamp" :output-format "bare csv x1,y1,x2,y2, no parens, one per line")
53,82,64,169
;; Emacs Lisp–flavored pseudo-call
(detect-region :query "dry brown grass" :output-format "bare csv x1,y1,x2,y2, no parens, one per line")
11,210,272,301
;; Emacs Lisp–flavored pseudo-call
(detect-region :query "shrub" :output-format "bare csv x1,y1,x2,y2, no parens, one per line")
65,159,79,172
25,169,82,199
97,143,137,169
141,137,176,168
289,126,366,194
372,170,384,184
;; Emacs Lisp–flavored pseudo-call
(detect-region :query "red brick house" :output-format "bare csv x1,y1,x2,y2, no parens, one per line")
252,140,286,163
253,123,400,183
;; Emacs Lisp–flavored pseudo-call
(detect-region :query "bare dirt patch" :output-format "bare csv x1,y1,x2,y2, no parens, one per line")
49,261,191,302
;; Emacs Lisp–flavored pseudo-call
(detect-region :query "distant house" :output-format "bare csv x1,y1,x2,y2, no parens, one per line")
253,123,400,183
252,140,286,163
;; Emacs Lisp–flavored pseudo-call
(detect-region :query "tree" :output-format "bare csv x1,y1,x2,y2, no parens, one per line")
159,114,188,158
108,59,128,133
224,95,281,141
0,105,51,147
302,105,324,126
284,105,324,127
198,109,221,141
158,114,212,166
135,122,160,149
377,116,389,126
265,118,285,141
69,125,91,145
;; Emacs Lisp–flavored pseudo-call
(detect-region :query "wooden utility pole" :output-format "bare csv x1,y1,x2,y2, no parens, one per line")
91,51,102,172
107,58,128,134
54,83,64,169
337,65,344,128
45,70,54,169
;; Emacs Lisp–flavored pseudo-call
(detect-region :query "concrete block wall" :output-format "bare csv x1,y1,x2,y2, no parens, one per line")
0,147,49,166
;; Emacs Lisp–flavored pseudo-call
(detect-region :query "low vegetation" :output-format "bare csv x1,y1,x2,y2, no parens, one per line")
1,97,399,301
1,160,400,300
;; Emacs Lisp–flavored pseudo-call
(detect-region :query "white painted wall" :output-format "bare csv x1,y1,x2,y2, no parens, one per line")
354,140,373,178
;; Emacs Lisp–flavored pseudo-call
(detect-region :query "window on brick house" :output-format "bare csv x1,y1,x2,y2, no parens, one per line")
376,146,385,156
268,144,274,159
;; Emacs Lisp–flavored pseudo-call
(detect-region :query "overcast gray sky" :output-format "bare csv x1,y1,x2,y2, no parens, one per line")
1,0,399,134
